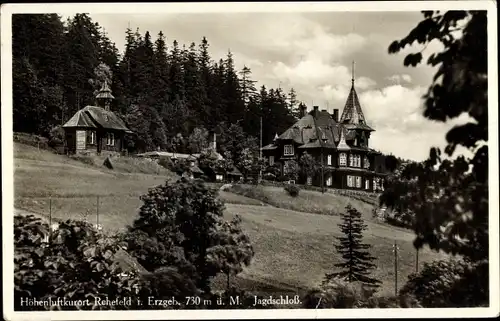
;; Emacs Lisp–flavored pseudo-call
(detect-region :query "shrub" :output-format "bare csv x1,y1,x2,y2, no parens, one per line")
15,214,202,311
125,178,254,294
302,280,376,309
302,279,421,309
48,126,65,148
14,215,141,310
13,132,51,150
399,258,489,307
284,184,300,197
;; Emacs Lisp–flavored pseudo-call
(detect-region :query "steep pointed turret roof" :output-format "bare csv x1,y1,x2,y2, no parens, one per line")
339,74,374,131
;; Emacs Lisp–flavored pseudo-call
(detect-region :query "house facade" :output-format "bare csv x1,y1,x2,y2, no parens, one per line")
261,78,387,192
62,81,132,156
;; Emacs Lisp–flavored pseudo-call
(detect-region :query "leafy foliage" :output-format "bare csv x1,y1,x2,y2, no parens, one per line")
206,215,254,289
299,152,318,182
14,215,140,310
15,215,202,310
188,126,209,154
324,205,381,287
399,259,489,307
124,178,253,293
284,184,300,197
383,10,489,308
303,279,420,309
384,10,488,263
283,159,300,181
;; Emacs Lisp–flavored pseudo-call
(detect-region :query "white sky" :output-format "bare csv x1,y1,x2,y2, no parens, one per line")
78,11,474,161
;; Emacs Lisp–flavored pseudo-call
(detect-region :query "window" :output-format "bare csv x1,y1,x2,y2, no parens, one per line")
106,133,115,146
365,179,370,190
356,176,362,188
364,156,370,169
326,175,332,186
347,175,354,187
373,178,378,191
88,131,96,145
352,155,360,167
284,144,294,156
327,154,332,165
339,153,347,166
269,156,275,166
354,138,358,146
349,154,354,167
307,176,312,185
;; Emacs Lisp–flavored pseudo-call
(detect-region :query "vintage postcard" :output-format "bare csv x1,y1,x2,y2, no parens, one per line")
1,1,499,320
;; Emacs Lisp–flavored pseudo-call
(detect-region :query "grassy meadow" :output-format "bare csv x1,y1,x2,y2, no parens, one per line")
13,142,447,300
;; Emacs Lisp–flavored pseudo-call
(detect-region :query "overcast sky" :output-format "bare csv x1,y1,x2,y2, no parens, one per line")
87,11,473,161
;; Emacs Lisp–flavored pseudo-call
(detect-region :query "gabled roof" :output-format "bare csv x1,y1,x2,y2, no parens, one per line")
63,106,131,132
340,80,374,131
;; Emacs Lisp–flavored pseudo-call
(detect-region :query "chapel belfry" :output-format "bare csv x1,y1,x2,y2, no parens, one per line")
96,80,115,111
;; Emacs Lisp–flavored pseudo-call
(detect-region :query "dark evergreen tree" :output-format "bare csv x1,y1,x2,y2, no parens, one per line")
63,14,102,115
288,88,301,119
239,65,257,107
223,51,245,125
325,205,381,288
12,14,66,134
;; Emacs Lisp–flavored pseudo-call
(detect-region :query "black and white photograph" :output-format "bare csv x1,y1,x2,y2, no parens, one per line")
1,1,498,319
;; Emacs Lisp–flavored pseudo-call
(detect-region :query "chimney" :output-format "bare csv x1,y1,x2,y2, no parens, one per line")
299,104,307,118
333,109,339,122
313,106,319,118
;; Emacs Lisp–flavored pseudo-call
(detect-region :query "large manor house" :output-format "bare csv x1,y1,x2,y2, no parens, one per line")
262,76,387,192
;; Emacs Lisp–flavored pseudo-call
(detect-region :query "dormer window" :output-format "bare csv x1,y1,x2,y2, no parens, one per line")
104,115,109,122
284,144,294,156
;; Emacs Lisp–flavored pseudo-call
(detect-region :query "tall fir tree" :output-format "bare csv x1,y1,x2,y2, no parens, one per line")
12,14,66,134
324,205,381,288
288,88,301,120
239,65,257,107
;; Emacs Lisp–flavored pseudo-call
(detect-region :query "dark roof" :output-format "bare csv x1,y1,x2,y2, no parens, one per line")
339,81,374,131
278,110,342,146
261,143,277,151
63,106,131,132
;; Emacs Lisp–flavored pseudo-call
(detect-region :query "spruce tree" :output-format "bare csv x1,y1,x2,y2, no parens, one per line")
325,204,381,288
